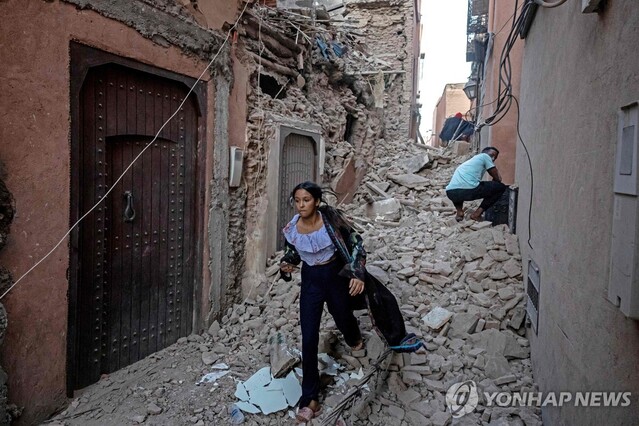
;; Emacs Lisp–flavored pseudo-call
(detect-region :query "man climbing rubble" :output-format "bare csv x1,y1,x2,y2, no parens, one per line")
445,147,507,222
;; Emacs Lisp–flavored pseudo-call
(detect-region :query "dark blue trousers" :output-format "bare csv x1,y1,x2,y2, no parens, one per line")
446,181,507,211
299,259,362,408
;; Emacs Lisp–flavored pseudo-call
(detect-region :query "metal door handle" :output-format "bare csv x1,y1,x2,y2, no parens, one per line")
123,191,136,222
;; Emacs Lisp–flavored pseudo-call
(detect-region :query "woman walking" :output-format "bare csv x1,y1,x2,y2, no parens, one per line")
280,182,366,423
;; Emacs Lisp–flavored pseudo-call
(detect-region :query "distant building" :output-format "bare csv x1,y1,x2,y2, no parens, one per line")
430,83,471,147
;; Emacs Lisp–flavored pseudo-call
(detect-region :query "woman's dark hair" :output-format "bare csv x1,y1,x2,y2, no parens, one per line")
290,181,352,230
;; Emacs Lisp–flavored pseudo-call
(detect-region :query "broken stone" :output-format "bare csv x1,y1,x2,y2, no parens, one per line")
398,388,421,406
366,265,390,284
201,351,218,366
502,259,522,277
386,405,405,420
508,307,526,330
405,410,429,425
494,374,517,386
448,313,480,338
207,320,220,337
489,250,510,262
422,307,453,330
269,332,300,378
484,354,512,379
147,403,162,415
423,378,447,392
400,153,430,174
470,221,492,231
498,288,515,301
388,173,429,189
475,318,486,332
366,181,391,198
401,370,422,385
366,198,402,221
430,410,452,426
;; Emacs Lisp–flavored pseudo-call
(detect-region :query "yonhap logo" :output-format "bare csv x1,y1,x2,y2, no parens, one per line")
446,380,632,417
446,380,479,418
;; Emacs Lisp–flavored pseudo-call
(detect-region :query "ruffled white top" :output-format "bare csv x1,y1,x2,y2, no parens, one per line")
282,213,336,265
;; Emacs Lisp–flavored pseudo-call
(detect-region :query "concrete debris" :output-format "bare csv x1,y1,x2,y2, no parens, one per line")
388,173,430,189
365,198,402,221
47,56,539,426
268,332,300,378
421,307,453,330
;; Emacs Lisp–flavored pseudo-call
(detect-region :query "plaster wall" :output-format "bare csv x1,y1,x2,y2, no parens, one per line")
479,0,523,185
0,1,229,423
517,1,639,424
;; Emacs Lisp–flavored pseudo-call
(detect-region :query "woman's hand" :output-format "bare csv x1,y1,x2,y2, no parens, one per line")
349,278,365,296
280,262,295,274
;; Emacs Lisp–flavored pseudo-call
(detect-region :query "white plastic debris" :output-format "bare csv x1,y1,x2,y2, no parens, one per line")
236,367,302,415
211,363,229,370
197,370,229,384
235,401,261,414
318,353,341,376
278,371,302,407
235,382,249,402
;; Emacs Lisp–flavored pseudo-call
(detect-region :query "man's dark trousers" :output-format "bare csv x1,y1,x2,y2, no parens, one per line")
446,181,507,211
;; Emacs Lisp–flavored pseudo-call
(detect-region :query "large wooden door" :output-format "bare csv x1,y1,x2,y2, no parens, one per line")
71,64,200,389
277,133,317,250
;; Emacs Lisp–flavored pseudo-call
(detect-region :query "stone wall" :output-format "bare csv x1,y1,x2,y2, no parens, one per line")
340,0,417,144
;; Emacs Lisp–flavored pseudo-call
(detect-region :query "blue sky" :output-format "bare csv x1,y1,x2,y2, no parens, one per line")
418,0,471,137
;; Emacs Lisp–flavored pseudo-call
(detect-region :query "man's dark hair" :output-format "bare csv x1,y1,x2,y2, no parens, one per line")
482,146,500,155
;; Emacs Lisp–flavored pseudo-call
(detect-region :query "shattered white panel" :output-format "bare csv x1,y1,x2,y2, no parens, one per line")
236,401,261,414
235,382,250,402
318,353,341,376
196,370,229,384
278,371,302,407
249,385,289,414
243,366,272,389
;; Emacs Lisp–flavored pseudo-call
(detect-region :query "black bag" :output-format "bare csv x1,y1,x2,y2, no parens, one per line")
359,271,407,347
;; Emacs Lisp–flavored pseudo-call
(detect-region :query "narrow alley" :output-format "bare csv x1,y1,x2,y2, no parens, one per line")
47,139,540,426
1,1,638,425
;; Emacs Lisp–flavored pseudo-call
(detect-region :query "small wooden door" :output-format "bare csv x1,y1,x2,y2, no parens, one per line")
71,63,200,389
277,133,317,250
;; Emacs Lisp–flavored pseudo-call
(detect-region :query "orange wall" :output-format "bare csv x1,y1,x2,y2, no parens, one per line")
479,0,523,185
0,1,221,423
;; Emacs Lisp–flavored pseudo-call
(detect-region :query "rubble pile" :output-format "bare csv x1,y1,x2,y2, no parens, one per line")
50,140,541,425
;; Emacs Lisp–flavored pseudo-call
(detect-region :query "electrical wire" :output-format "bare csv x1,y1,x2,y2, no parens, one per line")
534,0,569,7
0,0,252,301
470,0,537,250
476,0,534,130
511,94,534,250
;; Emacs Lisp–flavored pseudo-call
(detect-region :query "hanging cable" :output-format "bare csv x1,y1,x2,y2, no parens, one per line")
510,94,534,250
534,0,569,8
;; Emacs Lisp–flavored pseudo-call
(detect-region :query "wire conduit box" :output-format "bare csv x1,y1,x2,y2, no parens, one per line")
229,146,243,188
608,101,639,319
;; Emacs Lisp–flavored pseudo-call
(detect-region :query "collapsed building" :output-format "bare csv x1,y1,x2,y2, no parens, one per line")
0,0,421,423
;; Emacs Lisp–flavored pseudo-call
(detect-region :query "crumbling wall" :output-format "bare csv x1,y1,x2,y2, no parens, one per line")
340,0,416,144
60,0,224,58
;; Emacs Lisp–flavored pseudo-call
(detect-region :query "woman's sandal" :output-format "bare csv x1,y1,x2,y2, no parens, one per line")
296,406,322,423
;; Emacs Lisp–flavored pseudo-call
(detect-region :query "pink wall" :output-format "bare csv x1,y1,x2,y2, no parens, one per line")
0,1,221,423
480,0,523,185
